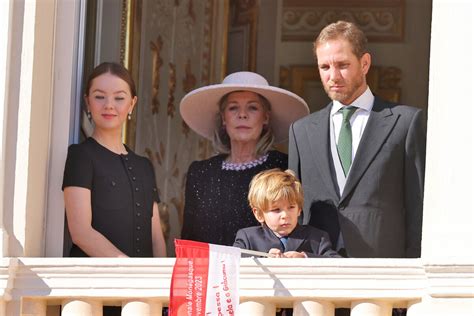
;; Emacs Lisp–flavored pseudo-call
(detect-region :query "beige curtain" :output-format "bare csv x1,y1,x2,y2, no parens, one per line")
131,0,227,254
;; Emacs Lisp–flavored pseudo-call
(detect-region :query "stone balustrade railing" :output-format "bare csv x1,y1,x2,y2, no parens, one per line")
0,258,472,315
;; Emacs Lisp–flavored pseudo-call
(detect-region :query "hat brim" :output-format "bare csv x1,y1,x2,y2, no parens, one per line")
179,83,309,144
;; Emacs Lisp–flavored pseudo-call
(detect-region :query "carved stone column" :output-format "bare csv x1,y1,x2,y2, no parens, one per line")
61,299,101,316
351,300,392,316
293,300,335,316
121,299,162,316
239,301,276,316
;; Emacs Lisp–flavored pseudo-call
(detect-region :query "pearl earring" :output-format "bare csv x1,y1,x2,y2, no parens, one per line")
87,111,91,120
128,112,132,120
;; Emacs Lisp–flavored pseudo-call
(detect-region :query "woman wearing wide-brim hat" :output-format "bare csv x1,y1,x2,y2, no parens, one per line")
179,71,309,246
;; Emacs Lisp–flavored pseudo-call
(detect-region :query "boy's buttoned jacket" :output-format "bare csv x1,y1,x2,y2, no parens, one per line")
233,224,340,258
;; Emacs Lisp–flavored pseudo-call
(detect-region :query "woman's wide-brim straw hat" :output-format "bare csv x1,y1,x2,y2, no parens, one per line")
179,71,309,144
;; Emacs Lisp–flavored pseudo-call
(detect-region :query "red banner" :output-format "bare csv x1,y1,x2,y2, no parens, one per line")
169,239,240,316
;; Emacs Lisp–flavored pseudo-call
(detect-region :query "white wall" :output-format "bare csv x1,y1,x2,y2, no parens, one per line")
0,0,12,257
0,0,80,258
44,1,83,257
4,0,56,257
422,0,474,263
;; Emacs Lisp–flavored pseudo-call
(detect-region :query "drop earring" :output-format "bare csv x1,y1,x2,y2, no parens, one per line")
128,112,132,120
87,111,92,120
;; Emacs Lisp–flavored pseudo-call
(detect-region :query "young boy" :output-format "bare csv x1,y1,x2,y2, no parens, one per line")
233,168,339,258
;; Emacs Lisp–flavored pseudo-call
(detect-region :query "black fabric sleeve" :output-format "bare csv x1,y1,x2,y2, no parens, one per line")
180,161,199,240
233,229,250,249
233,229,262,258
145,158,160,204
62,144,93,190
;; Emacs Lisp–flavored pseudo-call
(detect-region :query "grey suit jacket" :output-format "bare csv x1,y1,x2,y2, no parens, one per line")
233,224,340,258
288,97,426,258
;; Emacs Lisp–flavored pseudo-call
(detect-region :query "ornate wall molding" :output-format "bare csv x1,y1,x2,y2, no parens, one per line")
282,0,404,42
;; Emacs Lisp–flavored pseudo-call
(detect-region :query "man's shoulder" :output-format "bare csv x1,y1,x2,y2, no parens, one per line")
391,104,423,115
292,103,331,128
374,96,422,115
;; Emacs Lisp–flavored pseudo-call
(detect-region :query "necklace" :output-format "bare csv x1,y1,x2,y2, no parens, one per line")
222,153,269,171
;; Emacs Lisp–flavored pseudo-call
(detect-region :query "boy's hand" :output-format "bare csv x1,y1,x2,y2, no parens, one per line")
283,251,306,258
268,248,283,258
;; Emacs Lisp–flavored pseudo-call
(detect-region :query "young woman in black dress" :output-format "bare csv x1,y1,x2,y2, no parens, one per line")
63,62,166,258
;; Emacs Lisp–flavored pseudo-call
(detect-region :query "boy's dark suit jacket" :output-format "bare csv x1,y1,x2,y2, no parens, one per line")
233,224,340,258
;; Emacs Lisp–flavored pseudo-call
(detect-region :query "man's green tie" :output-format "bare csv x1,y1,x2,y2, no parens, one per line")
337,106,357,176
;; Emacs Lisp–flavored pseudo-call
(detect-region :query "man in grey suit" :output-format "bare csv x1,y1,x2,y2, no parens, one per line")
288,21,426,258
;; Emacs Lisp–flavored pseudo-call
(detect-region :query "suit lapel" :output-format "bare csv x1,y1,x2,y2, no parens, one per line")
262,225,285,250
285,225,306,251
306,104,340,201
341,97,398,202
262,225,306,252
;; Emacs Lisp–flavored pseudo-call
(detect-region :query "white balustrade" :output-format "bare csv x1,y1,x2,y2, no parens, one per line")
0,258,470,315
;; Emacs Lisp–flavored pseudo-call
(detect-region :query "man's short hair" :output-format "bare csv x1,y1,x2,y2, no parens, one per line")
313,20,368,59
248,168,304,220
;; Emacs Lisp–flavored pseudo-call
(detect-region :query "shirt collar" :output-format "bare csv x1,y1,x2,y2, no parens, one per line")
331,86,374,116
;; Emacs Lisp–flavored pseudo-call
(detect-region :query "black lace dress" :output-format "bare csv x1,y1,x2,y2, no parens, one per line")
181,150,287,246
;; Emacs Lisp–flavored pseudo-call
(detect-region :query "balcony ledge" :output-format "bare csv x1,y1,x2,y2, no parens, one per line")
0,257,470,308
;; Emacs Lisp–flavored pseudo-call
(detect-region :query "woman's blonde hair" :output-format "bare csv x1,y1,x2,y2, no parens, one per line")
212,91,274,155
248,168,304,220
